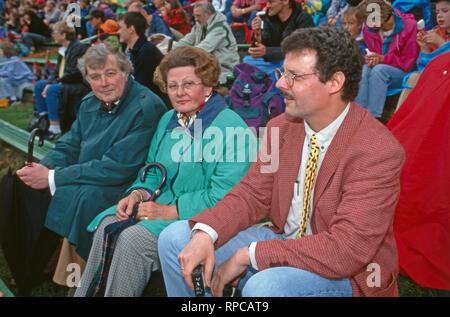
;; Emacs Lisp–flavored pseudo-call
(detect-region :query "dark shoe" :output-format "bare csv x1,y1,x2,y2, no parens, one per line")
45,131,61,141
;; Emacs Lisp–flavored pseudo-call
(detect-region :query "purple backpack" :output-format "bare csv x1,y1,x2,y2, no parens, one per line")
226,63,283,130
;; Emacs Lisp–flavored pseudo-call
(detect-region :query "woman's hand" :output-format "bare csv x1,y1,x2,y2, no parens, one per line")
116,192,139,221
137,202,178,221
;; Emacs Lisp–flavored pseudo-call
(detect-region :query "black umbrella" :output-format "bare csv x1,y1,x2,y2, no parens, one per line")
0,128,58,296
86,162,167,297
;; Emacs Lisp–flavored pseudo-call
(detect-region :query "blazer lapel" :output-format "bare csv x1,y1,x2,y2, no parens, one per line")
313,102,363,207
277,117,305,221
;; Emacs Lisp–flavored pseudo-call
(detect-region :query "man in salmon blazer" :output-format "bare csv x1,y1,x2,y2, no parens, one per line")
158,25,405,297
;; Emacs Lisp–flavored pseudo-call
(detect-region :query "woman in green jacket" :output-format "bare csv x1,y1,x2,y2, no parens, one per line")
75,46,257,297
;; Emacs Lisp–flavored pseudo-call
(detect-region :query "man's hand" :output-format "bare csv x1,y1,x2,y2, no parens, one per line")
41,84,50,98
251,15,262,31
137,202,178,221
210,246,250,297
16,163,50,190
178,230,215,292
248,42,266,59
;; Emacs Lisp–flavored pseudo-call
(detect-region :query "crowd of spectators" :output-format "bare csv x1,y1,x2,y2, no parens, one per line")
0,0,449,297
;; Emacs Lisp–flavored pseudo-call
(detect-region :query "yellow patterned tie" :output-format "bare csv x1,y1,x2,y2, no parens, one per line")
297,134,320,239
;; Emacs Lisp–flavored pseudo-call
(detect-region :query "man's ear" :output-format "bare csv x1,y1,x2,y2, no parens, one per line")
327,71,346,96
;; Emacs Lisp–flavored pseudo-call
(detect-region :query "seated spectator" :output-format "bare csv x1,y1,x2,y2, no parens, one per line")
396,0,450,108
173,1,240,85
158,25,405,298
0,42,33,105
160,0,192,35
21,9,52,53
128,0,175,38
354,0,418,119
33,21,89,140
417,0,449,53
227,0,264,26
43,0,63,27
85,7,118,39
100,19,122,50
118,11,169,106
327,0,349,26
341,5,366,53
10,43,166,295
74,46,255,297
243,0,314,82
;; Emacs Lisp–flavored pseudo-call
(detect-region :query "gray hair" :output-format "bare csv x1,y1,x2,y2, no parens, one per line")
78,43,133,78
193,1,216,14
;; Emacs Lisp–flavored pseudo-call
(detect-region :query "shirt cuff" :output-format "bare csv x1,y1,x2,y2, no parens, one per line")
191,223,218,244
48,169,56,196
248,242,259,270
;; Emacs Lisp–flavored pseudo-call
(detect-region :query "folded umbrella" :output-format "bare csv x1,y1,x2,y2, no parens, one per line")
86,162,167,297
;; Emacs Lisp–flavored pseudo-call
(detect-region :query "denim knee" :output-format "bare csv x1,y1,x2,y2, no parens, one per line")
158,220,190,256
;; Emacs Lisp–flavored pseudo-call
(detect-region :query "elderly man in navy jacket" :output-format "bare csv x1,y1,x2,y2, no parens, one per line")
118,11,170,107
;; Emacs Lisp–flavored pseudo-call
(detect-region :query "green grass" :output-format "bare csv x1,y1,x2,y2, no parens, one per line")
0,102,35,131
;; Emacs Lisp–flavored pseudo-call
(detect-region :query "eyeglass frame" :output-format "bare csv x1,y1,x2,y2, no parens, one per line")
165,81,203,94
274,68,318,88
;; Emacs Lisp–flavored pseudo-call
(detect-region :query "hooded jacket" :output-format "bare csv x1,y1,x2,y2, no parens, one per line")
363,9,419,72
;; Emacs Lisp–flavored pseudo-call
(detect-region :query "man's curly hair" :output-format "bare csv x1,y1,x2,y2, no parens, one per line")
281,25,363,102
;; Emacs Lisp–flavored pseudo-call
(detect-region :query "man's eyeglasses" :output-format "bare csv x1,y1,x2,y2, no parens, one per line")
87,70,121,82
274,68,318,88
166,81,202,94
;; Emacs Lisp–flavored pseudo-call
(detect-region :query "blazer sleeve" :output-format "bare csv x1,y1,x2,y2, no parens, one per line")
190,119,278,247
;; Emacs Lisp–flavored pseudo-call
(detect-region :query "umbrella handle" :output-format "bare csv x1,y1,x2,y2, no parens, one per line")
27,128,45,166
139,162,167,201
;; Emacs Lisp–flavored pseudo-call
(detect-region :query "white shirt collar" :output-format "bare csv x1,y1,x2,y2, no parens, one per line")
304,103,351,153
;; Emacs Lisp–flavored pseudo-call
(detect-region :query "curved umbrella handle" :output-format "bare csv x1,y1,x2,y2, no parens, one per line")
27,128,45,166
140,162,167,201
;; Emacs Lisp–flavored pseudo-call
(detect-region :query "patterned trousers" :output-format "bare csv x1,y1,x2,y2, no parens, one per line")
74,215,160,297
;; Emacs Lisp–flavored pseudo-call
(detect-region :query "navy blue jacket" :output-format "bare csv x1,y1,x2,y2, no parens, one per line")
129,35,170,107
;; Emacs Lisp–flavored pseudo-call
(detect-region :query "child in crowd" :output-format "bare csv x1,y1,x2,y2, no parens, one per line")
417,0,449,53
0,42,33,106
341,6,367,53
354,0,418,119
396,0,450,108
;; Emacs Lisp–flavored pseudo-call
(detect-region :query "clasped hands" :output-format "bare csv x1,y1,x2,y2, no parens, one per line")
365,52,384,67
177,231,251,297
116,191,178,221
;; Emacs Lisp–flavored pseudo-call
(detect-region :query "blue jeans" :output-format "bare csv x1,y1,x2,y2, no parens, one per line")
34,80,61,121
158,220,353,297
355,64,407,118
0,77,32,99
